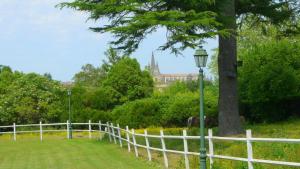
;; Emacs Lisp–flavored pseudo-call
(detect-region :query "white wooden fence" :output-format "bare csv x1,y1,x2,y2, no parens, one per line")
0,121,300,169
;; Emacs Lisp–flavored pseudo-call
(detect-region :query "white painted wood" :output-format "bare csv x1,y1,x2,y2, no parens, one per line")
160,130,169,168
106,122,112,142
88,120,92,139
117,124,123,147
126,126,131,152
208,129,214,168
144,129,152,161
66,120,70,139
2,122,300,168
13,123,16,141
182,130,190,169
40,121,43,141
250,138,300,143
246,130,254,169
99,121,103,140
111,123,117,144
132,129,139,157
253,159,300,167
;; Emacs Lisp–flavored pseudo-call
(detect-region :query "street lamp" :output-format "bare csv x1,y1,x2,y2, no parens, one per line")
68,89,72,139
194,46,208,169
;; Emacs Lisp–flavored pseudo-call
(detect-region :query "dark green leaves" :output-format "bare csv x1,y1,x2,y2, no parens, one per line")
58,0,223,55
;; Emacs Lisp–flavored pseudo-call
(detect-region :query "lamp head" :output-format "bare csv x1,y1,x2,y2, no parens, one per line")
67,89,71,96
194,46,208,68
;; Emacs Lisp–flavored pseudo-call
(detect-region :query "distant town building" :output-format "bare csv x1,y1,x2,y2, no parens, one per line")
147,53,198,88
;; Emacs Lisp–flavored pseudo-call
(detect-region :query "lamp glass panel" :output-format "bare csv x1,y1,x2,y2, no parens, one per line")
203,55,208,67
198,55,208,67
194,55,201,67
199,56,205,67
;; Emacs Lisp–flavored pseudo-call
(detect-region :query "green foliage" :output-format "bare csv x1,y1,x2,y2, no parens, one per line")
161,92,199,126
162,81,191,95
112,98,162,128
69,50,153,123
73,64,105,87
239,38,300,122
73,47,124,87
59,0,299,135
101,47,124,73
63,85,114,123
161,82,218,127
112,81,218,128
58,0,227,55
58,0,298,54
0,72,65,125
208,48,218,81
0,66,21,95
103,57,153,104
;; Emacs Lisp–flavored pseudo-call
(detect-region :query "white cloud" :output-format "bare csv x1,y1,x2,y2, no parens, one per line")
0,0,106,42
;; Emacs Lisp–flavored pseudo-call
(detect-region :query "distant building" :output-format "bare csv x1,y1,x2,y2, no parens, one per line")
147,53,198,88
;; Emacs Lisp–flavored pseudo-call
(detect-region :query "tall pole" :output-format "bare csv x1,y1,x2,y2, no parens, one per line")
199,68,207,169
68,89,72,139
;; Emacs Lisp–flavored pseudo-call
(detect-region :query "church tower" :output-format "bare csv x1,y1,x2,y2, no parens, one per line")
149,52,160,76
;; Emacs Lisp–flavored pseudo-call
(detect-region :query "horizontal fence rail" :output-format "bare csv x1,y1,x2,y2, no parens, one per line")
0,121,299,169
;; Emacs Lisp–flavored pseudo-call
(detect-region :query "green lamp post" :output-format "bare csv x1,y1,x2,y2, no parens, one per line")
68,89,72,139
194,46,208,169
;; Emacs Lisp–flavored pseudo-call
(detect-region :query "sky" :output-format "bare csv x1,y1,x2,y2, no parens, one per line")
0,0,218,82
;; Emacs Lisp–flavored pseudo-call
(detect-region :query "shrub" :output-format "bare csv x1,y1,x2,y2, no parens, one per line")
112,98,162,128
111,81,218,128
239,39,300,122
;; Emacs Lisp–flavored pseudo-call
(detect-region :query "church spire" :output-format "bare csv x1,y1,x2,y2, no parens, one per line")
151,52,155,69
149,52,160,76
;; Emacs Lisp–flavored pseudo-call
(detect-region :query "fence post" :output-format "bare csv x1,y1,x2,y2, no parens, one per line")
160,130,169,168
117,124,123,147
67,120,70,139
89,120,92,139
106,122,112,142
111,123,117,144
99,121,103,140
208,129,214,169
40,121,43,141
132,129,139,157
246,130,254,169
126,126,131,152
144,129,152,161
13,123,16,141
183,130,190,169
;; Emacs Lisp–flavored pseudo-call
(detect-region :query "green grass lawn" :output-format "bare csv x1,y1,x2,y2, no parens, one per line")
0,138,163,169
0,118,299,169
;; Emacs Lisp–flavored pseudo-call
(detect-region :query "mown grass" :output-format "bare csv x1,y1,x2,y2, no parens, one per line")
121,118,300,169
0,133,163,169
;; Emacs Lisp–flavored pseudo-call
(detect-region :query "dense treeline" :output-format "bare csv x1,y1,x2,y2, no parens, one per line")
70,55,154,124
69,48,219,128
1,26,300,127
0,66,66,125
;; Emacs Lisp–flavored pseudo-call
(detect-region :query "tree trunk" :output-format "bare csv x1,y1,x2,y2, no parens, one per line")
217,0,243,136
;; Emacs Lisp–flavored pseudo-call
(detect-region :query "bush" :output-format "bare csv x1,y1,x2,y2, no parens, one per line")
112,98,163,128
161,92,198,127
102,57,153,104
111,81,218,128
239,39,300,122
0,73,65,124
161,85,218,127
